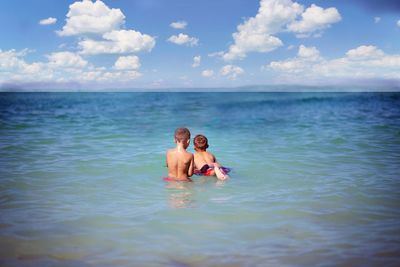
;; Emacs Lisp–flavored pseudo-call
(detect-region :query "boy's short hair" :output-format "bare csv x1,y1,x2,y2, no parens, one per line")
194,134,209,150
174,127,191,142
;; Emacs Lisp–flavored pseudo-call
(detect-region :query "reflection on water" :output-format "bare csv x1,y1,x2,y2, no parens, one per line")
165,181,195,209
164,177,229,208
215,179,228,188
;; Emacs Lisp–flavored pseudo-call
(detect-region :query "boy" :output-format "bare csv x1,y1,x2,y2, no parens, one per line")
165,127,194,181
193,134,229,180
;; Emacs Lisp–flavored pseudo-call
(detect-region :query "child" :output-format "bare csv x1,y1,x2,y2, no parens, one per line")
165,127,194,182
193,134,229,180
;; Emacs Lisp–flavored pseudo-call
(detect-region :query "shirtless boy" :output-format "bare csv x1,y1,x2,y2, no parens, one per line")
165,127,194,181
193,134,229,180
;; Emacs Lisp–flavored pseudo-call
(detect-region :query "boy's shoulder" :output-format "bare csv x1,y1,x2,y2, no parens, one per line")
167,148,193,157
205,151,214,157
166,148,175,154
185,150,194,157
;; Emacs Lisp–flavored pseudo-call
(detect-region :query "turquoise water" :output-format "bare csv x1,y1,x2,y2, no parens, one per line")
0,92,399,266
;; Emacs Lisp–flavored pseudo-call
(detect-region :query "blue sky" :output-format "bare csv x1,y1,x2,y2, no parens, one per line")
0,0,399,90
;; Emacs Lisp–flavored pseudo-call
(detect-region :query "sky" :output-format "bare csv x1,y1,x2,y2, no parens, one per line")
0,0,399,90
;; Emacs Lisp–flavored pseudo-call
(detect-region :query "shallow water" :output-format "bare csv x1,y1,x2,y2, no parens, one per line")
0,92,399,266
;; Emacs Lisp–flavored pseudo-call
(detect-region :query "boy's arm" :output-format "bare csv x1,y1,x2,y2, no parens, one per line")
187,154,194,177
165,151,169,167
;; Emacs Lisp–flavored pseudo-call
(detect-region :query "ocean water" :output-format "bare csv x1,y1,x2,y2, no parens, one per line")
0,92,399,267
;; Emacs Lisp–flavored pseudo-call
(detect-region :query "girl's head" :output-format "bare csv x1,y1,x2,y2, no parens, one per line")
193,134,209,151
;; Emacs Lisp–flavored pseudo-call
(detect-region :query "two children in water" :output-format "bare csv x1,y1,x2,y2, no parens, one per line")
165,127,229,182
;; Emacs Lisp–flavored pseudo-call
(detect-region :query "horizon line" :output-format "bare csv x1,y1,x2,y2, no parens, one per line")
1,83,400,92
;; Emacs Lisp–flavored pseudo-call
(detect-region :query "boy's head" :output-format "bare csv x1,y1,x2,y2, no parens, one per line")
174,127,191,147
194,134,209,151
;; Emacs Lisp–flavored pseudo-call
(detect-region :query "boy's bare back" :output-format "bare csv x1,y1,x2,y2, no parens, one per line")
193,150,215,170
166,148,194,181
165,128,194,181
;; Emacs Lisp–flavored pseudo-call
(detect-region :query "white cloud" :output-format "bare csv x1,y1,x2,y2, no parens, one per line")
0,48,142,86
167,33,199,46
374,17,381,23
298,45,320,60
287,4,341,37
79,30,155,54
39,17,57,25
266,45,321,73
114,55,140,70
0,49,42,73
201,69,214,77
222,0,341,61
208,51,224,58
268,45,400,82
47,51,88,67
84,70,141,82
222,0,302,61
170,20,187,29
0,49,47,82
397,20,400,27
57,1,155,56
220,65,244,79
1,1,151,87
268,45,324,74
57,0,125,36
0,49,24,69
192,55,201,68
346,45,384,60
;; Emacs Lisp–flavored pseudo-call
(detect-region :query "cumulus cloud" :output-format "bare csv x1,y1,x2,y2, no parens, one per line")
0,49,42,73
269,45,320,74
298,45,320,60
114,55,140,70
0,49,25,69
170,20,187,29
167,33,199,46
192,55,201,68
0,49,47,83
57,0,155,56
57,0,125,36
39,17,57,25
2,1,152,87
79,30,155,55
374,17,381,23
201,69,214,77
220,65,244,79
0,48,142,86
47,51,88,67
222,0,302,61
287,4,341,37
268,45,400,82
222,0,341,61
345,45,384,60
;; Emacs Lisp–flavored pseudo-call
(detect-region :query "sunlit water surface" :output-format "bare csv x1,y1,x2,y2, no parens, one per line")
0,92,399,266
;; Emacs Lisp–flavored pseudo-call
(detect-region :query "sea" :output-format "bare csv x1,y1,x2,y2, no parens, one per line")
0,92,399,267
